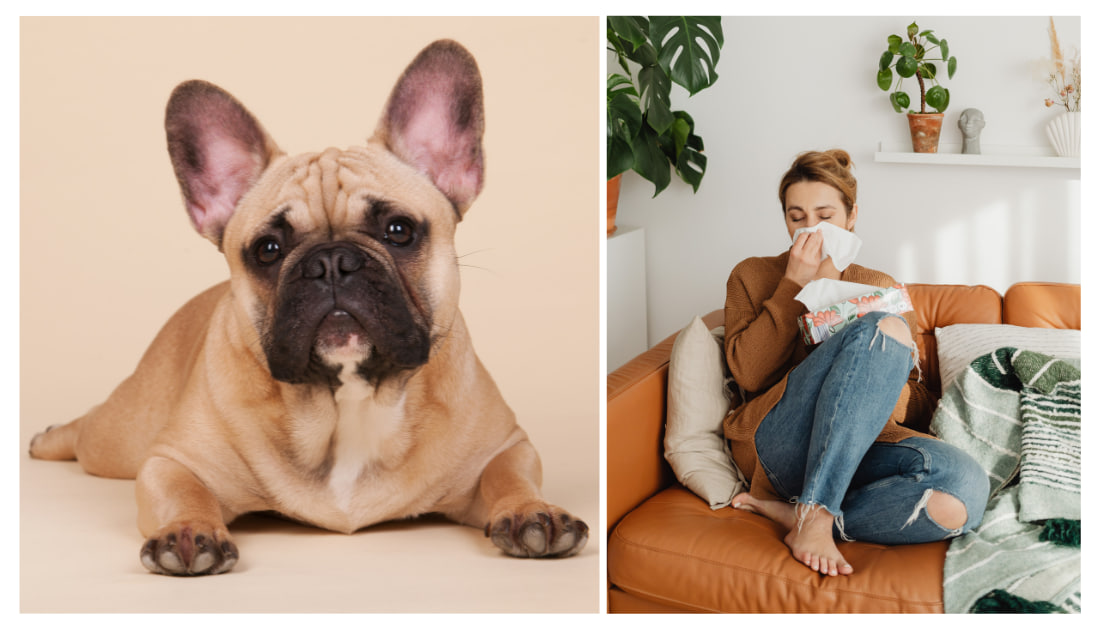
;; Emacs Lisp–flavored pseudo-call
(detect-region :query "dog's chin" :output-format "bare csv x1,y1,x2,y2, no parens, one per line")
315,310,373,371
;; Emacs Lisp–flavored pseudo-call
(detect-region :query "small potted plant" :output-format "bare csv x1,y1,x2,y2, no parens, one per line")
606,16,723,234
876,21,958,153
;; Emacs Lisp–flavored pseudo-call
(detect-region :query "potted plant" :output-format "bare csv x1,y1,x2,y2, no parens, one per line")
876,21,958,153
606,16,723,235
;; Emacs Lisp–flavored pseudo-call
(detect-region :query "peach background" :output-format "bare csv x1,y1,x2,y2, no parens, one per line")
19,16,599,613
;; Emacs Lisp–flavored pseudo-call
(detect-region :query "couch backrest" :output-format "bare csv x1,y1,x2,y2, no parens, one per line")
906,284,1002,395
1003,282,1081,329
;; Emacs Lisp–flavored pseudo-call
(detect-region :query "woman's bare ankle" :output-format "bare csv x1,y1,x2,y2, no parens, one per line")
733,492,797,531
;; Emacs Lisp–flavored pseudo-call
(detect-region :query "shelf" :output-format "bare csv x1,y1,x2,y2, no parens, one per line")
874,142,1080,169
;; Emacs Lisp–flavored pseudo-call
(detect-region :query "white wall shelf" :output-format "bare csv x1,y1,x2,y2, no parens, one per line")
875,142,1080,169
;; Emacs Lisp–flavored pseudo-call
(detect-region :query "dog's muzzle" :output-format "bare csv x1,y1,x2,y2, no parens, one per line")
263,241,432,387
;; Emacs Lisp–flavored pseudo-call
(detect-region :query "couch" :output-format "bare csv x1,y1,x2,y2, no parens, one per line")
607,282,1081,613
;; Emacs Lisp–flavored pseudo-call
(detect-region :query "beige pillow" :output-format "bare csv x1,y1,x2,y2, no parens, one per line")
664,316,746,509
935,324,1080,392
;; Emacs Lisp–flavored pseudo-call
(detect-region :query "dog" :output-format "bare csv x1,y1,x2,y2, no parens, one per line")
28,39,588,576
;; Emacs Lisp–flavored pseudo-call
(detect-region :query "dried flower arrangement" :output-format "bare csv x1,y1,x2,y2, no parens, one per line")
1040,17,1080,112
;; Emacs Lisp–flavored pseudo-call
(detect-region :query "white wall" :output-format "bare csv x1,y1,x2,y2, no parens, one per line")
612,16,1081,347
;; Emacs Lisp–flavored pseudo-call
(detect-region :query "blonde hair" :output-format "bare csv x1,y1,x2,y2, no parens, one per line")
778,149,857,215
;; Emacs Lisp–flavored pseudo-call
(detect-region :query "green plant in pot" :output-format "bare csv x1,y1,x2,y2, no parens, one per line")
606,16,723,234
876,21,958,153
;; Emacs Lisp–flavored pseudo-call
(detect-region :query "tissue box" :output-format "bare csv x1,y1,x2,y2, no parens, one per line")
798,284,913,345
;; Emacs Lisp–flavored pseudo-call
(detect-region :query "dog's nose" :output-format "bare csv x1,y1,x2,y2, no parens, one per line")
302,245,365,281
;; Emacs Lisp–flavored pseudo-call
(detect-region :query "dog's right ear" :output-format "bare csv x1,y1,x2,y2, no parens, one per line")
165,80,282,249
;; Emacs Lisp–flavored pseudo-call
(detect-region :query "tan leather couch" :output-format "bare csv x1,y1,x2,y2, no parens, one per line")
607,282,1081,613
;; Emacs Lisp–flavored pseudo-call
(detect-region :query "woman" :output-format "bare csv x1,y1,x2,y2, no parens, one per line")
723,150,988,577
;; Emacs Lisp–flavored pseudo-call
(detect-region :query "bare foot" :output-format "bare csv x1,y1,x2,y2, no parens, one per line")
784,505,853,576
733,493,853,576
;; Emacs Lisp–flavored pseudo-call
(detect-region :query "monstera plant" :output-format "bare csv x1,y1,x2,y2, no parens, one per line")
607,16,723,197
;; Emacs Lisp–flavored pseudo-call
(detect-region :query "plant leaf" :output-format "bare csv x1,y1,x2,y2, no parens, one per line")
887,34,902,54
607,92,641,145
637,65,674,134
666,114,691,159
919,62,937,80
926,85,947,112
607,16,649,55
649,16,724,95
607,73,638,99
940,39,949,61
607,136,634,179
907,22,919,39
890,91,910,113
879,50,894,72
896,55,918,78
947,56,957,79
676,143,706,193
877,68,893,91
899,41,917,58
631,123,671,196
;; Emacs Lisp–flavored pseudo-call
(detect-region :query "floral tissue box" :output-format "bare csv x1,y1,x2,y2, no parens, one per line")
798,283,914,345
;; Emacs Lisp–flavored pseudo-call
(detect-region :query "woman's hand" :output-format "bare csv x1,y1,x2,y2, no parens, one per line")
785,231,841,287
786,230,822,286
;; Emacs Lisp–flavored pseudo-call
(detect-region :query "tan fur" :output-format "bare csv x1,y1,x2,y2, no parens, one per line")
29,40,586,575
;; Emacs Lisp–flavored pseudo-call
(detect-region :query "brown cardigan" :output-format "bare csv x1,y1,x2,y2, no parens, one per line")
721,252,936,500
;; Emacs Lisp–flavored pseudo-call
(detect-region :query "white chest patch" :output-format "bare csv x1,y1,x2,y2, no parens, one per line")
327,361,407,510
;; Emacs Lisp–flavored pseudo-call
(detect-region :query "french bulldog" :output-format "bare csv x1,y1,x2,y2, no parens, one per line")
28,39,588,576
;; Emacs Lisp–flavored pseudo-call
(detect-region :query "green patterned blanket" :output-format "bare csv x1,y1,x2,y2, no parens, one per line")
930,348,1081,614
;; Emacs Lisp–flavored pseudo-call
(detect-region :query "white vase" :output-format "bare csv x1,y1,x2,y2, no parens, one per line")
1045,111,1080,158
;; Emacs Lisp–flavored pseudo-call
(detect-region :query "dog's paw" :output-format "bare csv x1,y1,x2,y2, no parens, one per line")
486,504,588,558
140,523,238,576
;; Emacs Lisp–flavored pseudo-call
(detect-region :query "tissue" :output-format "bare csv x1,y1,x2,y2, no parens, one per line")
791,222,862,271
795,280,914,345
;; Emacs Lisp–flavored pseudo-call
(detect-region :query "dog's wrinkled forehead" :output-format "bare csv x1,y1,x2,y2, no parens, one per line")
227,144,457,249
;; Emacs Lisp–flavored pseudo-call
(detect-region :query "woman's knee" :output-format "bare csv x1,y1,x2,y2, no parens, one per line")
927,444,990,532
926,491,968,530
874,314,911,345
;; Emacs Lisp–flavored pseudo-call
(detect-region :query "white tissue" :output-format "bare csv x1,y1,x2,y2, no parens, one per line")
795,279,880,311
791,221,862,271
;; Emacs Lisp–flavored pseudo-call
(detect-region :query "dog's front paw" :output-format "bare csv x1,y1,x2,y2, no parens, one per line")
140,522,238,576
486,504,588,558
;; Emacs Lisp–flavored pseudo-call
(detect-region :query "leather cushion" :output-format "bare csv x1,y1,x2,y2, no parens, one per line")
1003,282,1081,329
906,284,1002,394
608,487,947,613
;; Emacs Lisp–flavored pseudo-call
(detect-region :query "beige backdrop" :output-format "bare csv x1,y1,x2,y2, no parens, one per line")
20,16,599,613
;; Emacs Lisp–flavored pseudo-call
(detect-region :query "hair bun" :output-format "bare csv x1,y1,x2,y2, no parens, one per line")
825,149,852,170
778,148,858,212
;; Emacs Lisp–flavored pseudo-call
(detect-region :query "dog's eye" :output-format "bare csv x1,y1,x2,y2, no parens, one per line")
255,238,282,265
383,218,415,247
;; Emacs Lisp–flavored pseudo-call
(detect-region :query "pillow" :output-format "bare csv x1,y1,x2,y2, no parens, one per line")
935,324,1081,392
664,316,746,509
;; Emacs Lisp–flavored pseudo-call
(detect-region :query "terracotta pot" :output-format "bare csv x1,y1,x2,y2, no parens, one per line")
607,174,622,237
907,112,944,153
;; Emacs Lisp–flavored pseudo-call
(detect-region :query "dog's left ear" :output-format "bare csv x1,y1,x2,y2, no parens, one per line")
373,40,485,218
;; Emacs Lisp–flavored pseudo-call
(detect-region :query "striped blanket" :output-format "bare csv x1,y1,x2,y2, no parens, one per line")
930,348,1081,614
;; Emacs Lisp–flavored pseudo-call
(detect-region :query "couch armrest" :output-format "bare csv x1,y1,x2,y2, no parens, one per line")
606,310,724,532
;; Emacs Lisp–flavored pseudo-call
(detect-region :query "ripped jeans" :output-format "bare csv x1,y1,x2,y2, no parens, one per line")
755,311,988,544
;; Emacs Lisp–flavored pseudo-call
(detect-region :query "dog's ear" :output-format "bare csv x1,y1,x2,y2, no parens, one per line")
165,80,282,249
373,40,485,218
